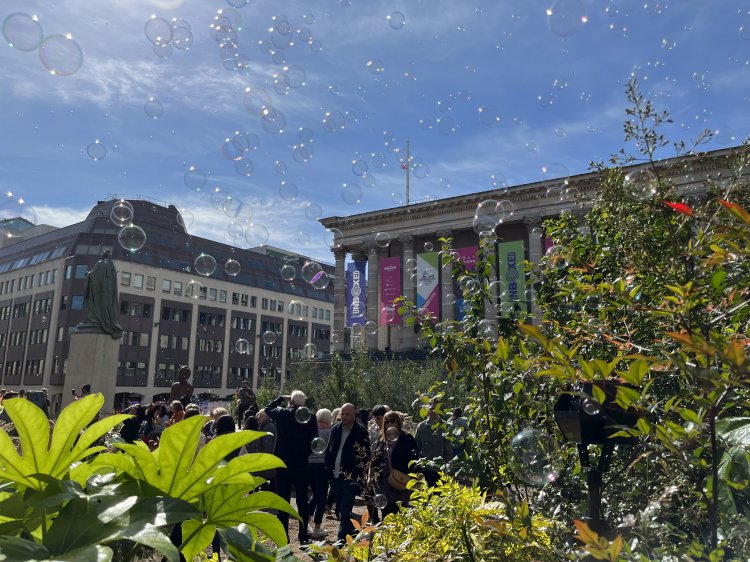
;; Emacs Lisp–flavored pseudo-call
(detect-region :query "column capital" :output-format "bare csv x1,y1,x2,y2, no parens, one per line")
399,235,414,247
333,248,347,261
523,215,544,230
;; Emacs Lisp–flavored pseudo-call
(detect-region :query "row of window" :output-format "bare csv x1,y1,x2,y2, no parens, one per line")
0,268,59,295
197,338,224,353
6,328,49,346
33,298,53,316
159,334,190,350
122,331,149,347
120,301,152,318
2,359,44,377
120,272,157,291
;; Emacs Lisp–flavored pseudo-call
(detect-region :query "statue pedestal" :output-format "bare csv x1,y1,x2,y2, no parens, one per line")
61,331,120,415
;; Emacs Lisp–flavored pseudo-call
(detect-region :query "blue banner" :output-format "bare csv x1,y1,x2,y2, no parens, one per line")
346,260,367,327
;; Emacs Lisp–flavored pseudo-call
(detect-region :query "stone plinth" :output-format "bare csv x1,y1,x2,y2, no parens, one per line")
60,331,121,415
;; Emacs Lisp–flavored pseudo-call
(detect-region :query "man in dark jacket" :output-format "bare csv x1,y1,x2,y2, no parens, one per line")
324,402,371,541
264,390,318,544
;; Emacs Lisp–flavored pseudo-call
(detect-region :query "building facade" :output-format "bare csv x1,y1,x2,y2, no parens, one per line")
321,147,746,354
0,199,334,414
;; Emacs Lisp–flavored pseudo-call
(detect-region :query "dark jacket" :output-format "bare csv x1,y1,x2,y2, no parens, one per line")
372,431,419,474
264,396,318,468
325,421,371,485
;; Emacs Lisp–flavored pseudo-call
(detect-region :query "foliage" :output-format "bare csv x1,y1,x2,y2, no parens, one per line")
0,394,304,562
285,352,458,415
317,476,556,562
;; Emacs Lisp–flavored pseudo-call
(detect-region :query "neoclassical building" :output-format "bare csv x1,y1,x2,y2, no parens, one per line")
320,146,745,353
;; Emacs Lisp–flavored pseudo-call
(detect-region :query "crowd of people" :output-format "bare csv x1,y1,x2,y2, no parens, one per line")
117,385,469,550
1,378,470,554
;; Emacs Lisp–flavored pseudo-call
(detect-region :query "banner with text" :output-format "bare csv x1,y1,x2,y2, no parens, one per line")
346,260,367,327
498,240,527,317
416,251,440,319
379,256,402,325
455,246,477,321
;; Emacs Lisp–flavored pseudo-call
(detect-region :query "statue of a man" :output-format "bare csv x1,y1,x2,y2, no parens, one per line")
170,366,194,406
78,250,123,339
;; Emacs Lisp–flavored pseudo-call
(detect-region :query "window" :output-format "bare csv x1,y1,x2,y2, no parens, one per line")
232,292,239,305
71,295,84,310
52,270,58,283
160,335,169,349
60,295,68,310
143,303,151,318
121,272,131,286
277,301,284,312
146,276,156,290
162,279,172,292
75,265,88,279
312,307,318,319
219,290,227,303
29,274,35,288
262,298,268,310
269,299,276,311
325,310,331,321
133,274,144,289
240,294,248,306
199,286,207,300
65,265,72,280
209,288,217,301
250,296,257,307
173,282,182,296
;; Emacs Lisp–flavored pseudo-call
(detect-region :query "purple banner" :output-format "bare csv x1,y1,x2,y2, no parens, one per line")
379,256,402,325
346,260,367,327
456,246,478,270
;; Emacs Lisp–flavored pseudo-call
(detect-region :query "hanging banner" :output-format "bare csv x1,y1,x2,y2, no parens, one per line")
379,256,402,325
416,252,440,319
498,240,527,317
543,236,554,254
346,260,367,327
455,246,477,321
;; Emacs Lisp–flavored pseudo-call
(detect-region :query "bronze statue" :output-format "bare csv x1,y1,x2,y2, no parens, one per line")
170,366,194,406
77,250,123,339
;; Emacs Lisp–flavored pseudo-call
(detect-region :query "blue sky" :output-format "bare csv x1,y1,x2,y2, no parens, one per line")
0,0,747,264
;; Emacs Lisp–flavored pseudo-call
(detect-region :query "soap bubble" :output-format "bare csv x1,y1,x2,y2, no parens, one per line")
194,254,217,276
279,180,298,201
87,140,107,161
381,306,396,323
385,426,400,442
624,168,658,200
324,228,343,248
303,343,317,359
375,232,391,248
39,34,83,76
3,13,43,51
185,280,202,299
311,437,327,454
301,261,323,283
509,429,558,486
342,182,362,204
224,259,241,276
387,11,406,30
245,223,269,247
311,270,330,289
145,16,172,46
475,199,504,226
118,224,146,252
280,264,296,281
262,330,276,345
110,200,134,226
373,494,388,509
364,320,378,335
582,398,601,416
530,226,544,239
547,0,586,38
184,166,207,191
305,202,323,221
144,97,163,119
295,406,312,423
235,339,250,354
424,241,433,252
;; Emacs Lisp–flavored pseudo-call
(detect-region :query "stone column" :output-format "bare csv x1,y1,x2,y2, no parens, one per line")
400,235,417,350
332,248,347,353
365,244,380,351
61,332,120,415
438,231,455,323
524,216,544,323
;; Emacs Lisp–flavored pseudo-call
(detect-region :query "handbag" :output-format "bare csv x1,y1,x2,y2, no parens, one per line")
388,468,412,491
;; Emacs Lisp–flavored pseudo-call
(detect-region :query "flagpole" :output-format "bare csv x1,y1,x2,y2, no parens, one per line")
405,138,410,206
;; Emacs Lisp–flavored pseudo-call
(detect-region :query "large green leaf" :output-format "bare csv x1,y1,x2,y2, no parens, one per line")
0,395,128,490
218,525,276,562
0,535,49,562
47,544,113,562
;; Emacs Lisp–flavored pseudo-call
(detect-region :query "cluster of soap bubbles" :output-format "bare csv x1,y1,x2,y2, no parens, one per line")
221,131,260,177
290,127,315,165
509,428,559,486
473,199,512,236
109,200,147,253
144,15,193,59
283,259,330,290
3,13,83,76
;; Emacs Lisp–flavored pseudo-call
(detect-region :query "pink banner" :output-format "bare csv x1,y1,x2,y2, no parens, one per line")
456,246,478,270
543,236,554,254
379,256,402,325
